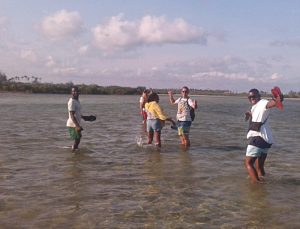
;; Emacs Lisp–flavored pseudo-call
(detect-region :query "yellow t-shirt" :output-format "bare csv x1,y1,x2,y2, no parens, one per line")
145,101,168,120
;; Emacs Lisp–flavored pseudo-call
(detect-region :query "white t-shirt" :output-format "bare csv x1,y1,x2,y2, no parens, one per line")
247,99,273,144
66,98,82,127
175,97,194,121
139,96,146,111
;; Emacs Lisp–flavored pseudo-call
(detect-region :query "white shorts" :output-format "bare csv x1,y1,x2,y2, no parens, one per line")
246,145,269,157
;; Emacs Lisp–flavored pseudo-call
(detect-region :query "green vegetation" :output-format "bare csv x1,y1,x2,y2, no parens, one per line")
0,71,299,97
0,72,146,95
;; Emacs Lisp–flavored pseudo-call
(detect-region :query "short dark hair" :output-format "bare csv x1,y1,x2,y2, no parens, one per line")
147,92,159,102
182,86,189,92
72,86,79,91
249,88,260,95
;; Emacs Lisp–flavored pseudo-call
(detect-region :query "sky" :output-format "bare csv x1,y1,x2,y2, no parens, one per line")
0,0,300,92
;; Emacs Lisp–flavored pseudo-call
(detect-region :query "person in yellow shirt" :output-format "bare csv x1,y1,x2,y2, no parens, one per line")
145,92,175,147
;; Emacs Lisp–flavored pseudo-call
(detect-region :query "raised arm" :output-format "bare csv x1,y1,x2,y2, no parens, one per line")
266,87,284,109
168,91,176,105
192,99,198,109
266,96,282,109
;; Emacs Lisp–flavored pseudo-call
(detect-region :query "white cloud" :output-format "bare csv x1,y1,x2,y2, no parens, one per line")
132,56,284,91
191,71,255,82
139,15,205,44
53,67,77,75
270,72,281,80
40,10,84,41
0,16,8,27
270,38,300,48
78,45,89,55
46,56,56,67
20,50,37,62
92,14,207,52
92,14,139,51
0,16,9,35
45,55,78,75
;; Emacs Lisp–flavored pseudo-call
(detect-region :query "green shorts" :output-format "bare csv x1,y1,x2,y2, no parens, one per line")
68,127,81,140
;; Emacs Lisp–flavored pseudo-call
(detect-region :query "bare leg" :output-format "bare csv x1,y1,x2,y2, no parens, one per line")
256,153,267,177
72,138,81,151
183,134,190,147
245,156,259,182
179,135,185,145
142,120,147,133
154,131,161,148
180,134,190,148
148,131,154,144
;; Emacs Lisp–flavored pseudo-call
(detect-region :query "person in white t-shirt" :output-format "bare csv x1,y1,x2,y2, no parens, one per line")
139,89,150,125
244,88,283,182
66,86,96,151
168,86,197,148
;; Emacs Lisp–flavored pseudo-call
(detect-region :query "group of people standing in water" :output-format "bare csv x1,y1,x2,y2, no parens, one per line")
139,86,197,148
66,85,284,183
139,86,284,183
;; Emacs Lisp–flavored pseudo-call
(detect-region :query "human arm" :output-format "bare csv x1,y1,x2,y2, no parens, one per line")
266,86,284,109
266,90,284,109
168,91,176,105
156,105,175,125
266,99,278,109
70,111,83,132
188,98,197,109
244,110,252,121
139,102,144,112
139,96,146,114
153,102,169,120
193,100,198,109
165,118,176,126
139,98,144,110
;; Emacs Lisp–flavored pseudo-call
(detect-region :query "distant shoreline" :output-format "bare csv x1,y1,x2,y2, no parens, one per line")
1,80,299,98
1,91,300,100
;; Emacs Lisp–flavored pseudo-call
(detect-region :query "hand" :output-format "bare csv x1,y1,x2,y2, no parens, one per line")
270,87,284,110
76,126,83,133
273,96,281,103
273,94,284,103
271,86,284,102
193,100,198,109
244,111,251,121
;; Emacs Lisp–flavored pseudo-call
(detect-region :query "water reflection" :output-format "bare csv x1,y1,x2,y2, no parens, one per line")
242,183,274,227
0,94,299,228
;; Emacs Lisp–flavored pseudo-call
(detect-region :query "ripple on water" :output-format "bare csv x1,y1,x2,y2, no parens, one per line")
0,94,299,228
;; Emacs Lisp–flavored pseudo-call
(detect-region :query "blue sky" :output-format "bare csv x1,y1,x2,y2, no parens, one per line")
1,0,299,92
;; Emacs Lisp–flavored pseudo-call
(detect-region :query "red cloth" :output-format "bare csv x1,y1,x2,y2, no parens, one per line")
141,111,147,120
271,86,283,110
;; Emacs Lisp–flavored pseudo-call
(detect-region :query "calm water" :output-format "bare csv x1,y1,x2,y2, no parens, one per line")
0,93,299,228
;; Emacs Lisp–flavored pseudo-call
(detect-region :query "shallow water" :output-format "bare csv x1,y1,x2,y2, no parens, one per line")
0,93,299,228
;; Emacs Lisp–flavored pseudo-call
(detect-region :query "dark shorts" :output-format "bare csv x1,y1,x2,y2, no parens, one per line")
249,136,272,148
